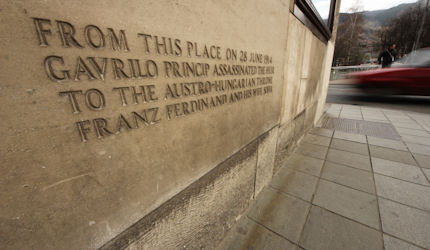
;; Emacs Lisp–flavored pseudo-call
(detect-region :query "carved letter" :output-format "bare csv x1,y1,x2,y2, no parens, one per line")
32,17,52,46
107,28,129,51
87,57,107,80
116,114,132,132
59,90,83,113
56,20,83,48
84,88,105,110
75,56,96,81
76,120,91,142
93,118,113,138
84,25,105,49
137,33,152,53
44,56,70,82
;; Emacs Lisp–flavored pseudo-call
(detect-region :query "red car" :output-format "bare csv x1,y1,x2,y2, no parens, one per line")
348,48,430,95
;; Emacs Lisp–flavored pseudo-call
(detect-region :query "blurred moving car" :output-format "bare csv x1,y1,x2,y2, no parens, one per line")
348,48,430,96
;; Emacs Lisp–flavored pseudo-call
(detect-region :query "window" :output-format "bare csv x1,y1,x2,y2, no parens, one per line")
294,0,337,42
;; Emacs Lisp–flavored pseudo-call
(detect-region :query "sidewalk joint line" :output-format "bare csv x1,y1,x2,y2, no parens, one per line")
366,133,386,250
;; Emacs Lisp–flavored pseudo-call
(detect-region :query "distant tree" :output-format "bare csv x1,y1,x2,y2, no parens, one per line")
333,3,365,65
377,0,430,56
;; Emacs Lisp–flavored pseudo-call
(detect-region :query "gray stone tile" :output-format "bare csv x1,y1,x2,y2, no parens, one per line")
402,135,430,146
302,134,331,147
383,234,423,250
299,205,383,250
334,131,367,143
379,198,430,249
322,162,375,193
406,142,430,156
219,217,296,250
330,138,369,156
363,114,386,118
397,127,430,137
374,174,430,211
365,118,391,123
392,122,423,130
340,115,363,120
295,142,328,160
413,154,430,169
248,187,310,243
371,157,428,185
313,180,380,229
369,145,417,165
310,127,334,138
271,168,318,202
283,153,324,177
367,136,407,151
326,149,371,171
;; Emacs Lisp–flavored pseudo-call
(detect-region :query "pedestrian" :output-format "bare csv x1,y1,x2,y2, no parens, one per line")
378,43,397,68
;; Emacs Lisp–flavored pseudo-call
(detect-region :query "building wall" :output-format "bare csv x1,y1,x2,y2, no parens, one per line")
0,0,339,249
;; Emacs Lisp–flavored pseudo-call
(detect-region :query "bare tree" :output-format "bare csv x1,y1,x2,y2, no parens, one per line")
333,1,365,65
377,0,430,56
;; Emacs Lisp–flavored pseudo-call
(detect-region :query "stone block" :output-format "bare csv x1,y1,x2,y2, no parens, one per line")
313,180,380,229
218,217,296,250
330,138,369,156
374,174,430,212
283,153,324,177
379,198,430,249
300,206,383,250
372,158,428,186
369,145,417,165
255,126,279,196
322,161,375,193
326,149,371,171
248,187,310,243
271,168,318,202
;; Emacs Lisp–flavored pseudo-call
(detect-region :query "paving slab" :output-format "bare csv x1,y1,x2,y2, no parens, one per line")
248,187,310,243
401,134,430,146
313,180,380,229
367,136,407,151
219,217,296,250
413,153,430,169
309,127,334,138
340,115,363,120
283,153,324,177
326,149,372,171
271,168,318,202
392,122,423,130
330,138,369,156
302,134,331,147
364,118,390,123
333,131,367,143
396,127,430,137
295,142,328,160
383,234,423,250
371,157,428,186
299,205,383,250
374,174,430,212
406,142,430,156
369,145,417,165
322,161,375,193
379,198,430,249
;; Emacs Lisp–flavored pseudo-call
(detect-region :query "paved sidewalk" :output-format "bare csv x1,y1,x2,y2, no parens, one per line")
218,104,430,250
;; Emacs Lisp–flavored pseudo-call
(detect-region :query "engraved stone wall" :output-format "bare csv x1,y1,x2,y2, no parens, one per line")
0,0,338,249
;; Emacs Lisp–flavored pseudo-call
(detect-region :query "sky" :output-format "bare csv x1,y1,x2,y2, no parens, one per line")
311,0,419,18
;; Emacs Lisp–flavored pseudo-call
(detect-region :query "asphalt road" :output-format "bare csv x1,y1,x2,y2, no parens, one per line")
327,84,430,114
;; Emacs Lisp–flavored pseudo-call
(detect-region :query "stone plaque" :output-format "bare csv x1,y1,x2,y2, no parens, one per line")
0,0,286,249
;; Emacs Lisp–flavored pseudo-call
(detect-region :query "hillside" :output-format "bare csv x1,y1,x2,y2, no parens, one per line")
338,1,422,41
